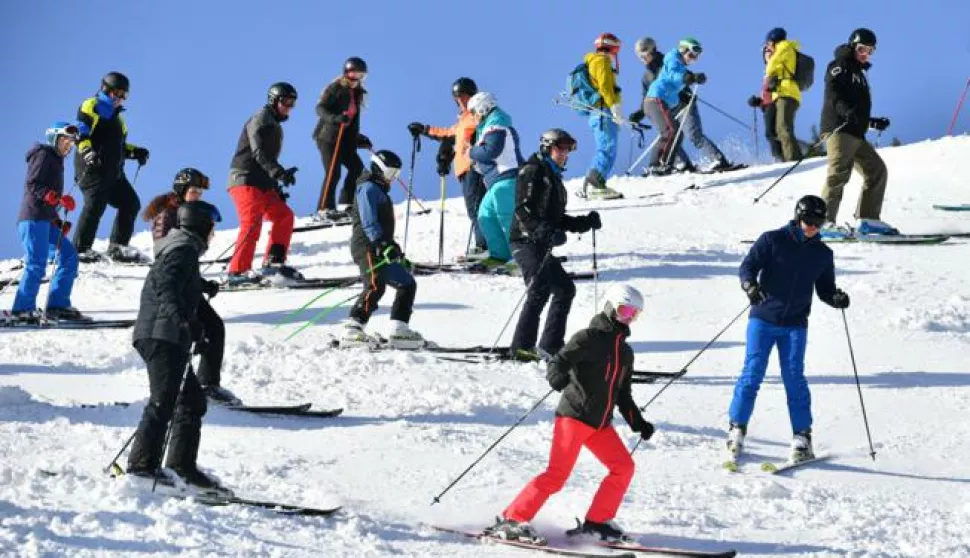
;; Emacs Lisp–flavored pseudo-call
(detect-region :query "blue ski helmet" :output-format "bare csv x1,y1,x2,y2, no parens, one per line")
45,121,79,146
765,27,787,44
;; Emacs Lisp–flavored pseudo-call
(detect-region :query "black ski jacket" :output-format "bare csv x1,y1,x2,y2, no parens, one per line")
312,78,365,144
132,229,204,350
547,313,647,431
229,105,286,192
820,44,873,139
510,153,588,245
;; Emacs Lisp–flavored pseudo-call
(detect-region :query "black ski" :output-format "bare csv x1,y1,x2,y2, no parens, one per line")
412,263,594,281
0,318,135,330
432,525,634,558
293,219,352,233
630,370,687,384
221,276,358,293
0,277,49,288
694,163,748,175
226,403,344,418
218,496,342,517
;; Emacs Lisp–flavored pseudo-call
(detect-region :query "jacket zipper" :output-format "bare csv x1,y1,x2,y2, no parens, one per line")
600,333,622,429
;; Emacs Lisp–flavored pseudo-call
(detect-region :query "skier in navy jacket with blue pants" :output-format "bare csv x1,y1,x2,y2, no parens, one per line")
727,195,850,463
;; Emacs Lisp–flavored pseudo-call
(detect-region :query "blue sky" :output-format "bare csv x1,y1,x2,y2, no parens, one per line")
2,0,968,259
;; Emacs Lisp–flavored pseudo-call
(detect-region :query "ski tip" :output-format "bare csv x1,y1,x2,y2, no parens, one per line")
722,460,739,473
760,462,778,473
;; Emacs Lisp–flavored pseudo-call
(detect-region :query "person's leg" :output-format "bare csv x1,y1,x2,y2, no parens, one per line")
763,104,784,162
227,186,265,274
127,339,189,472
382,262,417,324
776,326,812,434
583,425,636,523
461,171,488,250
686,103,727,164
72,181,110,253
491,178,517,261
260,189,295,267
12,221,49,312
821,133,861,223
165,363,208,472
503,417,595,522
107,175,141,246
537,259,576,355
643,99,674,167
349,249,387,326
776,98,802,162
477,188,511,261
194,298,225,388
852,139,889,221
510,241,553,352
316,139,342,212
728,318,779,427
46,225,79,310
339,149,364,208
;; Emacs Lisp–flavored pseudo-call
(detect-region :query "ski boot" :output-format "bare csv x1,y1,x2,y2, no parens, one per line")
202,385,243,407
856,218,900,236
170,466,235,499
819,222,852,241
340,318,378,348
705,159,745,173
457,247,489,263
223,270,265,288
484,516,547,545
9,309,45,325
76,250,104,264
726,422,746,457
260,263,304,287
385,320,427,350
106,243,148,264
673,161,697,174
123,468,182,496
790,430,815,463
44,306,92,322
512,347,553,363
311,208,350,224
570,519,635,544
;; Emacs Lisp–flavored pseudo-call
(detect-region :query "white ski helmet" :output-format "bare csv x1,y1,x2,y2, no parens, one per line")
603,284,644,323
467,91,498,117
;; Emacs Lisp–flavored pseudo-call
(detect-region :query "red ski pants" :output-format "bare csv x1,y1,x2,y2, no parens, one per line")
227,186,294,273
504,416,635,524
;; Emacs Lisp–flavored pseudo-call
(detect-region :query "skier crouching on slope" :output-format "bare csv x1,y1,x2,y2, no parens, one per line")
128,200,232,497
727,195,850,464
10,122,83,323
467,92,525,269
142,168,240,406
509,129,601,362
341,150,427,349
488,285,654,545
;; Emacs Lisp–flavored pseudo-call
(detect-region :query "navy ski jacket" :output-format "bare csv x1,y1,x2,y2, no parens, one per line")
740,221,838,327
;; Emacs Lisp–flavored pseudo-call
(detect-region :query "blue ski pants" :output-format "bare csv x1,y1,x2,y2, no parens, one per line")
477,177,516,261
587,112,618,178
13,220,78,312
728,318,813,433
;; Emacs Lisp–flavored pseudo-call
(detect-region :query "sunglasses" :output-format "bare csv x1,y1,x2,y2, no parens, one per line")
801,217,825,228
855,44,875,56
279,97,296,108
615,304,641,324
553,140,577,153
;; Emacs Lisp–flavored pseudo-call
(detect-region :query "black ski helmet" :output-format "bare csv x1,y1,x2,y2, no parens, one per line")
794,195,827,226
344,57,368,74
765,27,787,44
451,77,478,97
267,82,298,105
539,128,577,154
177,200,222,239
172,168,210,199
848,28,877,48
370,150,403,184
101,71,129,93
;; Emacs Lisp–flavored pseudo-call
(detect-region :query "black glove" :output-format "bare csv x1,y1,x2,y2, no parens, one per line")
747,95,762,108
201,279,220,299
869,117,890,131
272,166,298,187
357,134,373,150
678,89,693,106
683,71,696,85
546,360,570,392
742,281,767,305
587,211,602,231
408,122,428,137
376,240,403,262
130,147,150,166
831,289,850,309
552,230,567,246
628,109,645,123
626,410,655,441
334,113,350,124
694,72,707,85
436,139,455,177
81,147,100,170
767,76,779,92
637,420,656,441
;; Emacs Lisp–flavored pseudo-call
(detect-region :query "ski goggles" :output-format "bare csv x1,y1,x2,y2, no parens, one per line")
681,44,703,56
48,124,79,140
108,88,129,101
346,71,368,82
553,138,577,152
854,44,875,56
615,304,642,324
279,97,297,108
800,215,825,227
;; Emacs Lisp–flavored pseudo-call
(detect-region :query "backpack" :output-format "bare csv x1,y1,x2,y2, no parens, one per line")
567,62,602,116
793,50,815,91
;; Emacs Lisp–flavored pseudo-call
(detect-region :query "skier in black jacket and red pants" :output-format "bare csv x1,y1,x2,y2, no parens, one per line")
489,284,653,545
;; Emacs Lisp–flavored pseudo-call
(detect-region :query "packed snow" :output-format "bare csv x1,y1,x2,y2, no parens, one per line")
2,136,969,557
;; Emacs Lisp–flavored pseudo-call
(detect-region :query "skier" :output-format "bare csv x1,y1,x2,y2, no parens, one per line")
466,92,525,268
580,33,624,200
727,195,850,464
311,57,373,222
408,77,488,257
226,82,301,287
127,199,231,496
142,168,240,406
72,72,149,263
342,150,426,349
643,38,706,176
818,28,894,237
10,122,83,322
748,28,802,162
488,284,654,545
747,44,786,162
509,129,601,361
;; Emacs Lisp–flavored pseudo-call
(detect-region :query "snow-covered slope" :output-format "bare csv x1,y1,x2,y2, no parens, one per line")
2,136,969,557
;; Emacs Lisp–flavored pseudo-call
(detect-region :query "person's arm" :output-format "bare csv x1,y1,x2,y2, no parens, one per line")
513,163,545,236
739,232,770,286
469,128,506,163
815,253,838,305
247,112,285,178
826,59,857,121
355,183,386,243
24,149,57,207
426,122,458,139
587,55,621,108
546,329,592,390
315,82,344,123
75,98,99,155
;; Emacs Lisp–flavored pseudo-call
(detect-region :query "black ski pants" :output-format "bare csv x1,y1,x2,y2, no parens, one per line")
510,240,575,354
460,170,488,250
350,246,416,325
73,173,141,253
127,339,207,473
195,298,225,388
316,137,364,211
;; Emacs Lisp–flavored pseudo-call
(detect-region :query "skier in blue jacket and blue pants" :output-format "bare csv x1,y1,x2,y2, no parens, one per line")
11,122,83,322
727,195,850,463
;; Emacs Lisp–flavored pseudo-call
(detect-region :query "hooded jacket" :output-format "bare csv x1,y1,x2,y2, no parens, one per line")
647,48,689,107
19,143,64,222
820,44,873,138
765,39,802,103
547,312,647,431
468,107,524,187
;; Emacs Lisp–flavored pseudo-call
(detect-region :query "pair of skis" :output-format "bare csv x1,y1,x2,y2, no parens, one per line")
723,450,832,474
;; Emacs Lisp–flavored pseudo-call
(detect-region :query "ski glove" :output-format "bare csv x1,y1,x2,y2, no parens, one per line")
201,279,220,299
272,166,298,187
587,211,602,231
334,113,350,124
831,289,850,309
747,95,763,108
357,134,373,150
625,409,654,441
407,122,428,137
377,241,403,263
81,147,100,170
628,109,645,124
637,420,656,441
694,72,707,85
742,281,767,305
546,359,570,392
129,147,150,166
610,105,626,125
53,218,71,236
869,117,890,131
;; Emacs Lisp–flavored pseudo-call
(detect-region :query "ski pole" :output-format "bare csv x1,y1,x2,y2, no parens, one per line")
438,175,447,267
841,308,877,461
486,249,554,354
592,229,599,313
275,259,388,329
752,107,760,163
697,97,752,130
105,430,137,476
154,354,195,492
662,85,699,168
464,222,473,259
402,135,420,253
946,77,970,136
132,163,143,189
42,208,72,319
431,389,555,505
630,303,750,455
624,105,686,176
754,121,847,204
284,291,362,342
318,122,346,214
